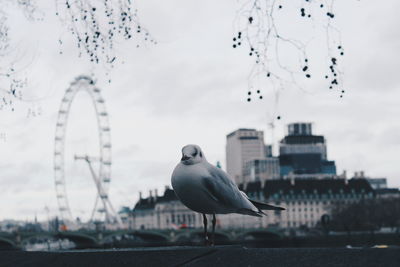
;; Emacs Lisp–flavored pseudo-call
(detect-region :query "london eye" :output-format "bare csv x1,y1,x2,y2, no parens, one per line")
53,76,121,228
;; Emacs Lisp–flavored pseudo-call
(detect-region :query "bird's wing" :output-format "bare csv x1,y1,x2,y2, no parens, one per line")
202,163,259,213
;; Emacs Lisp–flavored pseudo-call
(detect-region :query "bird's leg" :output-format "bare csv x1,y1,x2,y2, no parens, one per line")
211,214,216,246
202,213,209,245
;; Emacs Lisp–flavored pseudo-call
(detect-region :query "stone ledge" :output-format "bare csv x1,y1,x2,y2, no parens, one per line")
0,246,399,267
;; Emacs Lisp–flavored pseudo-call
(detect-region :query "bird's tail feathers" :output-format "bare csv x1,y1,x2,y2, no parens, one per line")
250,199,285,211
237,208,264,217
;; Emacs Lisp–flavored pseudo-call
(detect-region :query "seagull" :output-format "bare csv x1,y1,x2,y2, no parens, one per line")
171,144,285,245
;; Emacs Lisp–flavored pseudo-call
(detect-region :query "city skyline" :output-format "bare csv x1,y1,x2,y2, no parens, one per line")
1,0,400,221
1,121,396,222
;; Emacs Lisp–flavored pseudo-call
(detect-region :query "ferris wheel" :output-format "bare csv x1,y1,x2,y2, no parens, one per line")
53,75,121,228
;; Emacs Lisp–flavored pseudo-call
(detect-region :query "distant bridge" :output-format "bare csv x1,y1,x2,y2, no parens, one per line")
0,228,284,250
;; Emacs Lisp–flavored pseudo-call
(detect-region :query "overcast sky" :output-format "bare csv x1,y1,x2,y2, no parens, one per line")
1,0,399,221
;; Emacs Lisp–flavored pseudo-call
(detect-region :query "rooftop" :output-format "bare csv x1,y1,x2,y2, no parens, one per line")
242,178,374,198
226,128,258,138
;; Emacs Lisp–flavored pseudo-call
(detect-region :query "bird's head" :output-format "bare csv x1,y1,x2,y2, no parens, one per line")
180,144,205,165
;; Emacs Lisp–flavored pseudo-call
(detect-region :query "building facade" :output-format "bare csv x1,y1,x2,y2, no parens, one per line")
279,122,336,178
226,129,266,184
226,123,337,185
130,179,374,230
243,157,280,182
130,189,204,230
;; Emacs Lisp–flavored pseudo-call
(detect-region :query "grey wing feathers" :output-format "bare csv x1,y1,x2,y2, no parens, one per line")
203,164,259,213
202,168,242,207
206,164,238,189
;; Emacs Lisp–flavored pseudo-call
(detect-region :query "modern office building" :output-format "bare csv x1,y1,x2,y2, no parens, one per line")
226,129,266,184
279,122,336,178
226,123,337,183
243,157,280,183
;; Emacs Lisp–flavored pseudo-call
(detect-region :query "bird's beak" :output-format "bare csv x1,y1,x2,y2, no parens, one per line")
181,154,191,161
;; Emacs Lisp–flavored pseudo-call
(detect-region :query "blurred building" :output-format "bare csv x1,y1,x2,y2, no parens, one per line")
226,123,337,184
375,188,400,199
240,178,373,229
226,129,267,184
129,179,374,230
243,158,280,183
367,178,387,190
351,171,399,199
130,188,203,230
0,220,25,232
279,122,336,178
351,171,388,190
